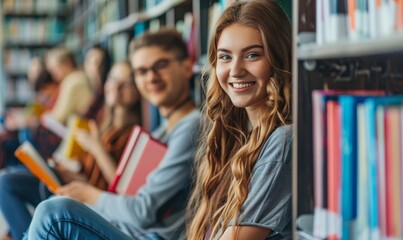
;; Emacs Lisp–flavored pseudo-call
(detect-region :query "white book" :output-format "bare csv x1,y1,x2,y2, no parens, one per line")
355,104,370,240
40,113,67,139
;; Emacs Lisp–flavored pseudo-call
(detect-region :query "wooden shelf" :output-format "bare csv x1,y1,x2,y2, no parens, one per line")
298,33,403,60
4,42,61,48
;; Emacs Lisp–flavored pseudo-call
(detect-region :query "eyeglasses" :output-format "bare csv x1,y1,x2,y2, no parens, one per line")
132,57,181,78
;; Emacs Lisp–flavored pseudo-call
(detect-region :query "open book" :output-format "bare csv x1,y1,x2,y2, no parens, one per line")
108,125,167,195
14,141,63,193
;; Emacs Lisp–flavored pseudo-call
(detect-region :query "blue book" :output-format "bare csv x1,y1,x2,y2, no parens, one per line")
339,94,383,240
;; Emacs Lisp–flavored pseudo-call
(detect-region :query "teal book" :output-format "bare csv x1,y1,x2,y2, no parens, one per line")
339,93,383,240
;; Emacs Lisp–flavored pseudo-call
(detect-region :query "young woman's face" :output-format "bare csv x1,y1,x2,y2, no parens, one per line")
84,49,104,83
104,63,139,108
216,24,271,112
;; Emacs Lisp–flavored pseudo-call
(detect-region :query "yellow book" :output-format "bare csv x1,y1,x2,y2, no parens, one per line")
63,116,90,160
24,101,46,116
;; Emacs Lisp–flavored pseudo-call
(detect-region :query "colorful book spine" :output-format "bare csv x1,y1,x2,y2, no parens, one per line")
327,100,342,240
355,104,369,240
375,106,387,238
384,106,401,237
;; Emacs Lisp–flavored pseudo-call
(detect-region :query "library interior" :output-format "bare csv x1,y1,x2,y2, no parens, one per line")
0,0,402,240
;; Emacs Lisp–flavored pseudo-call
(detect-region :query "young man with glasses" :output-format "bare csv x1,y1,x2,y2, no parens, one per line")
24,29,200,240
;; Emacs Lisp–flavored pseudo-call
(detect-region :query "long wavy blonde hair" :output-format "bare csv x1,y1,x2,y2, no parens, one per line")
187,1,292,239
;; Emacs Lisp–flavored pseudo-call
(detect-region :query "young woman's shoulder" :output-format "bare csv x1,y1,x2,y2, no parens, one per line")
255,124,293,167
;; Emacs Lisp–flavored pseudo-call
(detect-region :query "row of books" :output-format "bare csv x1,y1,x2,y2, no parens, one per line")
4,48,45,74
4,18,65,44
15,116,167,196
316,0,403,45
312,90,403,240
3,0,61,13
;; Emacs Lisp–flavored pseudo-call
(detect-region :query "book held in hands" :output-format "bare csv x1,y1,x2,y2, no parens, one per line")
108,125,167,195
14,141,63,193
62,116,90,160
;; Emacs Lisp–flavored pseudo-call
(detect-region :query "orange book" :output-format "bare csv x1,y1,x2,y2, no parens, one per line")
108,125,167,195
63,116,90,160
15,141,63,193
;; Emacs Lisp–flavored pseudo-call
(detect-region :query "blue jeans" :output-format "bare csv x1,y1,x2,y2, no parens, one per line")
0,165,52,240
25,197,162,240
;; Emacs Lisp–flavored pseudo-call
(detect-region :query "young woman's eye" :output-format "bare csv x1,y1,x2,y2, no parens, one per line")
218,54,231,60
246,53,260,59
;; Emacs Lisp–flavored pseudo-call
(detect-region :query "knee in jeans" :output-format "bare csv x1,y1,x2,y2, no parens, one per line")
0,171,13,195
36,197,80,220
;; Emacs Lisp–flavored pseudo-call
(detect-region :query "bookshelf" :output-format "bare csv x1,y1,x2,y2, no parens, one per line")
293,1,403,239
0,0,67,108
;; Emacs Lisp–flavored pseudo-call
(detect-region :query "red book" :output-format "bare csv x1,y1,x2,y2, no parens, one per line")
326,100,341,240
108,125,167,195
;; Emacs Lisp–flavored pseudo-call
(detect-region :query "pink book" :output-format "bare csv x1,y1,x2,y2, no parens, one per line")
108,125,167,195
384,107,401,237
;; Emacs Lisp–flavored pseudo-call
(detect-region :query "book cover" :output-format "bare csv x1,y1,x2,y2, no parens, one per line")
396,0,403,30
326,100,342,240
355,104,369,240
312,90,330,239
384,106,401,237
108,125,167,195
40,113,67,139
328,0,348,42
14,141,62,193
375,105,387,238
338,93,384,240
63,116,90,160
347,0,358,40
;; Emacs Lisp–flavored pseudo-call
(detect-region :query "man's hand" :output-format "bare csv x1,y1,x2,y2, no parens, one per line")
56,181,102,205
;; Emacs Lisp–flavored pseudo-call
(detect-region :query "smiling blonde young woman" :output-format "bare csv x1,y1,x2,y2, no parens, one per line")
187,1,293,239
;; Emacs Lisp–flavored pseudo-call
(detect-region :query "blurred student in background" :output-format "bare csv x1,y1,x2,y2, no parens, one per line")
0,60,141,240
187,1,293,239
45,47,94,124
26,29,200,240
82,45,111,119
37,46,109,159
0,57,58,168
